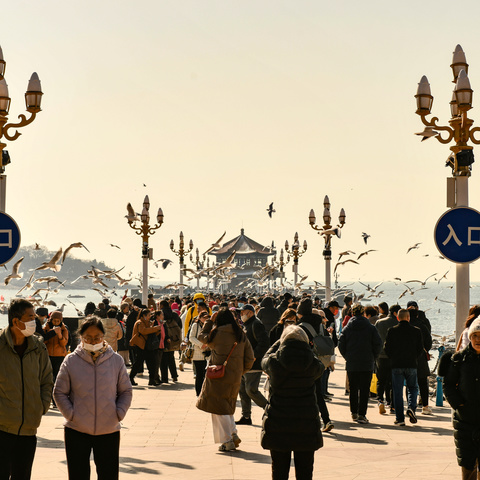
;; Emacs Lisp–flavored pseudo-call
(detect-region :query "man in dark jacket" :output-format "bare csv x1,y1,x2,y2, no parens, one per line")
277,292,292,317
338,304,382,424
375,304,401,414
236,304,269,425
408,306,433,415
384,308,424,426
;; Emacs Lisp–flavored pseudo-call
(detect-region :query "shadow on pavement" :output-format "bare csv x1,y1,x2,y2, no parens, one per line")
120,456,195,475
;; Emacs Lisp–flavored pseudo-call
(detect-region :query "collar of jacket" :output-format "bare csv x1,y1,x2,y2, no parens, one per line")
74,344,114,366
1,327,39,354
243,315,258,326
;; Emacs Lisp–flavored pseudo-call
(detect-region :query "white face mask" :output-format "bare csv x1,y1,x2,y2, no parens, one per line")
83,341,104,353
20,320,36,337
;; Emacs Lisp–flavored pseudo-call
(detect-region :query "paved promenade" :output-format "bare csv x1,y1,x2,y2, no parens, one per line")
34,356,458,479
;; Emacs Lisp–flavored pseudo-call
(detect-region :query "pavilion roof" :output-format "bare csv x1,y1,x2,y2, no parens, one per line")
210,229,275,256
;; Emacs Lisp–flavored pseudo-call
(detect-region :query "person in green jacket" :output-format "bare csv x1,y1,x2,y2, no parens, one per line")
0,299,53,479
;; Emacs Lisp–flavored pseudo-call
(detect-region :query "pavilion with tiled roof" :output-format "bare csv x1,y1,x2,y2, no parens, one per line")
209,229,275,289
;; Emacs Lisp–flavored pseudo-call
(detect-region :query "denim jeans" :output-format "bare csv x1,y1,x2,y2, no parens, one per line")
239,372,267,417
391,367,418,422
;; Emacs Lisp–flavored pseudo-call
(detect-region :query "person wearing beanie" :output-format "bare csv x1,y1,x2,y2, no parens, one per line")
442,316,480,479
338,304,382,424
261,325,324,479
277,293,293,317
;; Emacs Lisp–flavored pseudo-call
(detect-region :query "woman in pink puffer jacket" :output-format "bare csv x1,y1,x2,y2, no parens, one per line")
53,316,132,480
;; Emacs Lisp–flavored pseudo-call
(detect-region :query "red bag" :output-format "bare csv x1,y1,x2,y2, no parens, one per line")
206,342,237,380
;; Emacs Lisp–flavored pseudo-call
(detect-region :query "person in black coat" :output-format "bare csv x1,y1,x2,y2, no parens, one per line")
408,307,433,414
257,296,280,335
261,325,324,480
236,304,269,425
338,304,382,424
442,318,480,480
384,308,424,426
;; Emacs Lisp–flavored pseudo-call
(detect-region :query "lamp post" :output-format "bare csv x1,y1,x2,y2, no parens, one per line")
272,248,290,293
126,195,164,305
309,196,346,302
285,233,307,295
189,247,206,290
0,46,43,212
170,232,193,298
415,44,479,342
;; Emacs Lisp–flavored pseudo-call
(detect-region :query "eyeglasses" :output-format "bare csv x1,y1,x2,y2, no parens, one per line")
82,335,104,343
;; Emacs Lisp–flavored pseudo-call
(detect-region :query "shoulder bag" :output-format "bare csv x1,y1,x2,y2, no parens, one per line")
206,342,238,379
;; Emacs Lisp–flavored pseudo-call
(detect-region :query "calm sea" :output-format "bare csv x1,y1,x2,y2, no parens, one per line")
0,281,472,338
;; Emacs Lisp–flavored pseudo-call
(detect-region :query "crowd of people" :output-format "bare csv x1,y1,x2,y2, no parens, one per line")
1,290,479,479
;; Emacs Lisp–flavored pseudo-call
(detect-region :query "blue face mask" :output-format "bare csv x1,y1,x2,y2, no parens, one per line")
238,303,244,308
196,299,203,305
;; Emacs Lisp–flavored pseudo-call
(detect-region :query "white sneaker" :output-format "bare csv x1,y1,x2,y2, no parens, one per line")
422,405,433,415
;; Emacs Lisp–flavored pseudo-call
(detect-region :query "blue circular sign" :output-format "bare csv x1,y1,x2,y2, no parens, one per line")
0,212,21,265
434,207,480,263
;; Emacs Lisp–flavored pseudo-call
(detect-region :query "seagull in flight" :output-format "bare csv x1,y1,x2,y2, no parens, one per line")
4,257,25,285
267,202,276,218
204,231,227,254
357,250,377,260
415,126,439,142
62,242,90,264
407,243,422,254
35,248,63,272
338,250,355,261
334,259,359,274
110,244,121,249
405,273,437,286
362,233,371,245
125,203,139,223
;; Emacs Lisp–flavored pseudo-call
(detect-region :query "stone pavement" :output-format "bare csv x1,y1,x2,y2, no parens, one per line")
33,356,458,479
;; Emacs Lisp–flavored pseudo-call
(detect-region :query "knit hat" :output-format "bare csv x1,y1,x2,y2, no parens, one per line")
280,325,309,344
352,303,364,316
468,318,480,339
36,307,48,317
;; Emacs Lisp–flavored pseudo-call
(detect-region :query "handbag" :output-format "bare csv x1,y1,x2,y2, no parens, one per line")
206,342,238,379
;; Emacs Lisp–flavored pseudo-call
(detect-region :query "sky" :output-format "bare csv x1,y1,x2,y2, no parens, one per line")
3,0,480,288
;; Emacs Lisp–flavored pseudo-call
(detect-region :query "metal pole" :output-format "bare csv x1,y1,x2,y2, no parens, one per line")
293,260,298,295
325,256,332,303
455,176,470,343
142,255,148,306
179,262,184,298
0,174,5,213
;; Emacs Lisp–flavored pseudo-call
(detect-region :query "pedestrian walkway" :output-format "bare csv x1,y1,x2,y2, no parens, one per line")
33,356,457,479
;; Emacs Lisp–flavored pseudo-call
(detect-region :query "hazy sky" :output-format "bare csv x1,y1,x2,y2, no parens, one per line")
3,0,480,288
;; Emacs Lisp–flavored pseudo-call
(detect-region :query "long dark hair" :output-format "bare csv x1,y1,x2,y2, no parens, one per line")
208,308,244,343
160,300,174,320
465,305,480,328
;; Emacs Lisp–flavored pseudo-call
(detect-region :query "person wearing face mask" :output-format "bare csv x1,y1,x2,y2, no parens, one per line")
269,308,297,345
54,316,132,480
183,293,211,338
35,307,56,342
44,311,69,392
0,299,53,479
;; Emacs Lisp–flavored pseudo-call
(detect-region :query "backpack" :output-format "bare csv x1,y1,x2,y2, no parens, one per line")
166,319,182,351
299,322,335,356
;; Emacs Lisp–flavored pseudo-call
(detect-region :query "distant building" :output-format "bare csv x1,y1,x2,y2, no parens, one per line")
209,229,275,290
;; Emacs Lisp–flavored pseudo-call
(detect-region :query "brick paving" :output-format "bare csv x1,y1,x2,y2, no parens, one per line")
33,356,458,479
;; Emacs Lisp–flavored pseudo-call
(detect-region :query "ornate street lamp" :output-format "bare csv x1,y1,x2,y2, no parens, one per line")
126,195,164,305
285,233,307,295
170,232,193,298
309,195,346,301
0,46,43,212
272,248,290,293
415,44,479,341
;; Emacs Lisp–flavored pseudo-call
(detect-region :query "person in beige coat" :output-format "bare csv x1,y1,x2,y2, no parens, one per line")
103,308,123,352
196,308,254,452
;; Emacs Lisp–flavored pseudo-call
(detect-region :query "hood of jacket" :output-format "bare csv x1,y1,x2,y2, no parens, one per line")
276,339,314,373
345,315,371,330
260,297,274,309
